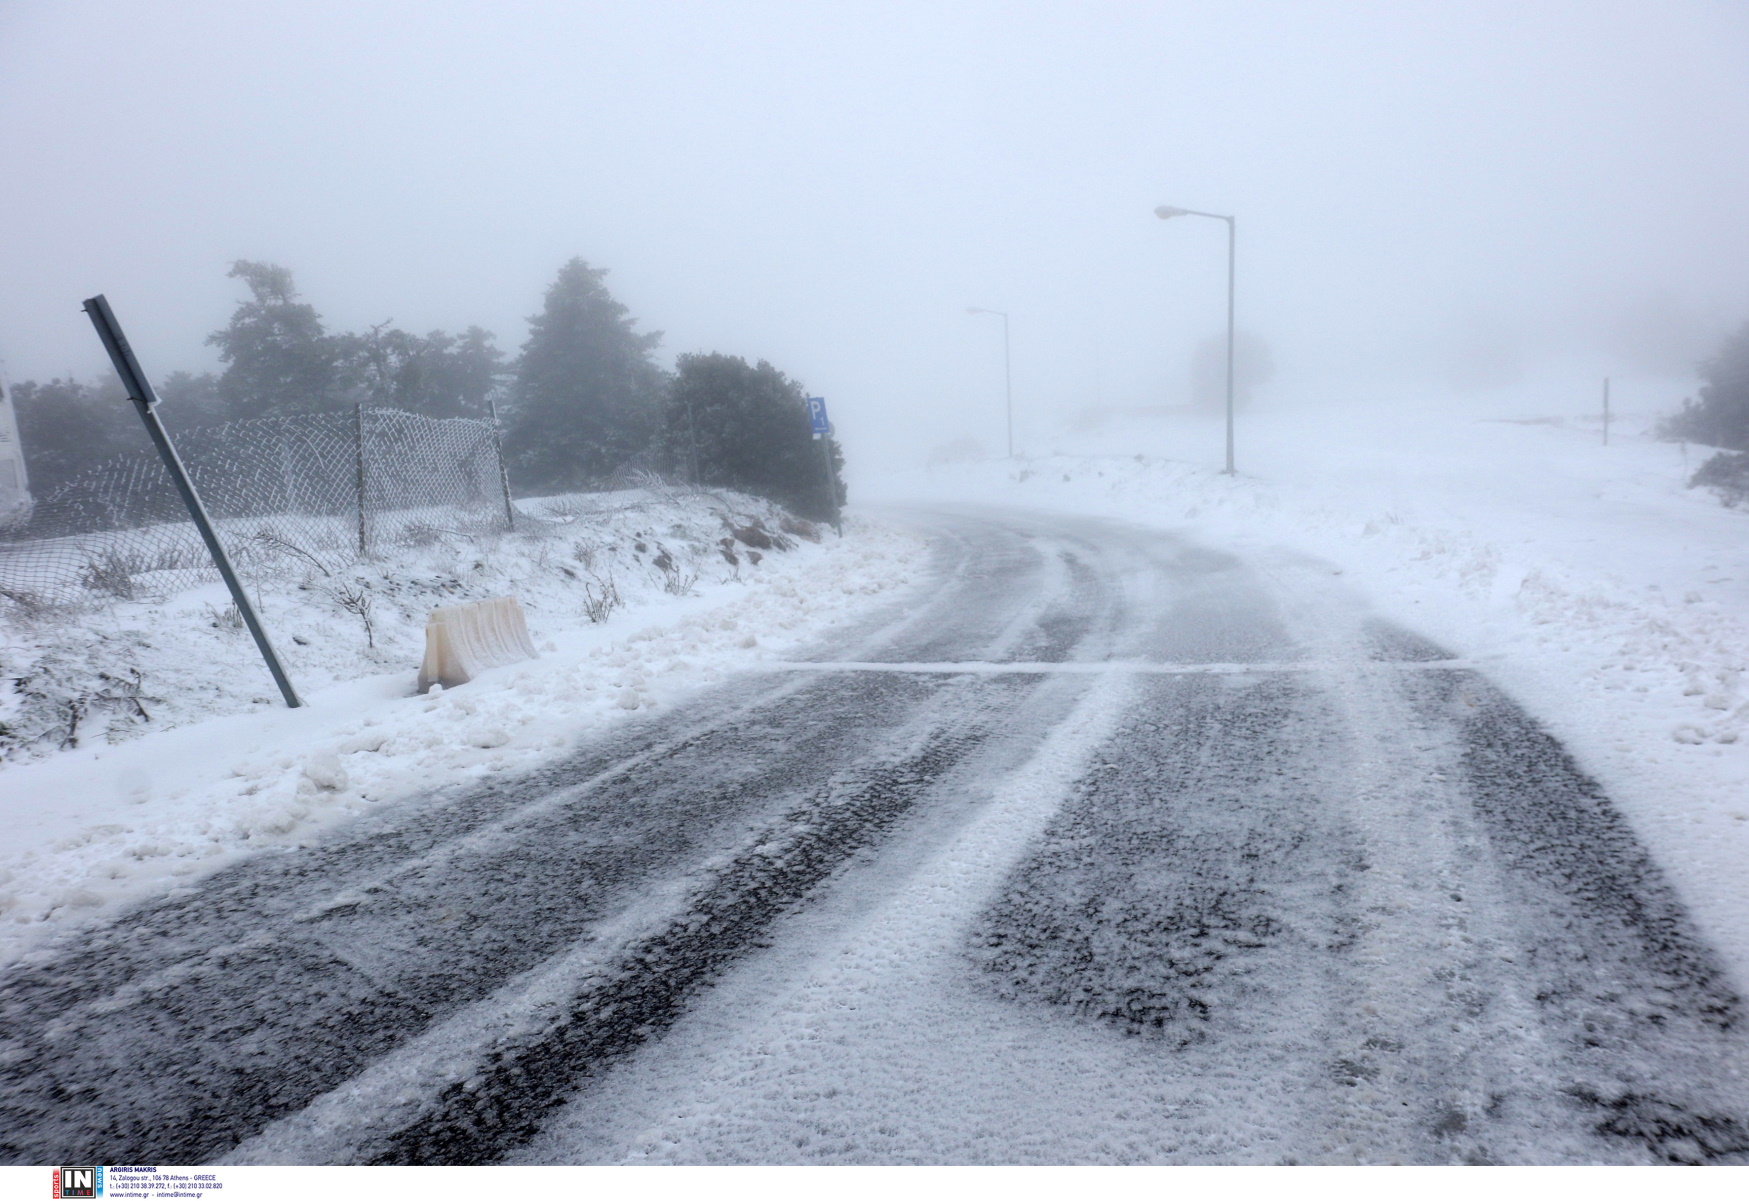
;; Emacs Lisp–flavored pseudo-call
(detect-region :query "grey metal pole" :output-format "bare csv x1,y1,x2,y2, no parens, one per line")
354,403,369,555
1002,311,1013,458
1155,205,1239,475
1602,377,1611,447
816,431,842,536
83,294,303,709
487,398,516,529
1223,215,1236,476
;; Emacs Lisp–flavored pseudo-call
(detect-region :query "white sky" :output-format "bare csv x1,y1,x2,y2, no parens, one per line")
2,1,1747,468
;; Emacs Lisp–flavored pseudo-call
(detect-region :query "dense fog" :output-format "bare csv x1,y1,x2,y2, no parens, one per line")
2,1,1747,473
14,6,1749,1169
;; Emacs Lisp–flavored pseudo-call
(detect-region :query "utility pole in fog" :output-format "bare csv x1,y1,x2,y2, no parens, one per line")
1155,204,1237,475
1602,377,1612,446
966,307,1013,458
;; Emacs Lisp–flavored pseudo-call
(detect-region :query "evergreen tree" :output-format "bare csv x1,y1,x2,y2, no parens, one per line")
206,261,339,418
156,370,225,429
8,376,140,496
1664,321,1749,506
665,352,845,520
333,320,420,411
1662,322,1749,449
423,326,507,419
333,322,506,420
503,259,665,493
8,369,223,501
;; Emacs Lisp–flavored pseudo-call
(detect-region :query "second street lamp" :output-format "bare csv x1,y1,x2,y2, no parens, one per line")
1155,204,1237,475
966,306,1013,458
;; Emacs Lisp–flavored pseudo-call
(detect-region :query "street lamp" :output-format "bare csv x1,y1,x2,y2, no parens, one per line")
966,306,1013,458
1155,204,1237,475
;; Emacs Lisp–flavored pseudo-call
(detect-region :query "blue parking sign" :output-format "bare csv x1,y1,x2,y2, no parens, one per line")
807,396,830,434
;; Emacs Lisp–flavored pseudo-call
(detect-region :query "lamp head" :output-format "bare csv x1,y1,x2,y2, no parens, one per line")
966,306,984,315
1154,205,1189,220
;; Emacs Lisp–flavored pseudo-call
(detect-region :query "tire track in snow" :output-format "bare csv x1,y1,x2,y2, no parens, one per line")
969,592,1749,1162
0,513,1115,1165
507,530,1749,1165
11,510,1744,1165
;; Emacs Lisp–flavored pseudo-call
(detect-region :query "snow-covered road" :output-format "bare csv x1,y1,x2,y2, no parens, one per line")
4,508,1747,1165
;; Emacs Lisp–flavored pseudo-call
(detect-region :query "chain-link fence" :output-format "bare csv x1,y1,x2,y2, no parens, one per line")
0,407,513,608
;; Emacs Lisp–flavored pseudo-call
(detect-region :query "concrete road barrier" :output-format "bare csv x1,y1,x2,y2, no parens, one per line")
417,596,538,693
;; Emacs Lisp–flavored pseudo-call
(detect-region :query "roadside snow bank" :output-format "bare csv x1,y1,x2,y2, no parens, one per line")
875,392,1749,979
0,490,926,968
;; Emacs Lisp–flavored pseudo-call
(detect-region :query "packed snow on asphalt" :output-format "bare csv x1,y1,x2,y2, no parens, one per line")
7,378,1749,1165
0,489,925,968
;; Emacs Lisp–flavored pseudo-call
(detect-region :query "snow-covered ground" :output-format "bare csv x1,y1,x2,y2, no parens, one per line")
8,372,1747,1025
868,372,1749,985
11,373,1749,1168
0,489,927,968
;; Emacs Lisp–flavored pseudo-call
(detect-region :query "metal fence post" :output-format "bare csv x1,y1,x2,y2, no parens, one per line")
818,430,843,537
354,403,368,556
488,399,516,530
83,294,303,709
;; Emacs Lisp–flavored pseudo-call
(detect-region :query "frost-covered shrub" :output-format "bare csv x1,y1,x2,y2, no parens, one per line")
78,552,139,600
662,353,846,522
1,655,156,756
1689,450,1749,507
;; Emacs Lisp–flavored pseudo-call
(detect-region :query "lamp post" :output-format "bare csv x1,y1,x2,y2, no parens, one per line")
966,306,1013,458
1155,204,1237,475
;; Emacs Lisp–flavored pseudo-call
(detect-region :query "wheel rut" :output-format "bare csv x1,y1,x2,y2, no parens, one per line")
7,509,1746,1166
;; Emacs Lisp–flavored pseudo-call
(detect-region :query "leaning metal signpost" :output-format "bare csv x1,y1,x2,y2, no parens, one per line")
83,294,304,708
807,396,842,536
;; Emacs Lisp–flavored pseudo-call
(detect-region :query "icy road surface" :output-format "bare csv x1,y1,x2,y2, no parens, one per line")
4,509,1747,1165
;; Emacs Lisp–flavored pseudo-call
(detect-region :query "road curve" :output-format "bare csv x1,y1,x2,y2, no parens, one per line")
3,507,1746,1165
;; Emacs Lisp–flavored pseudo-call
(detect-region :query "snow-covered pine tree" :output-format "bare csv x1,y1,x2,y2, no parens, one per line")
502,259,666,494
206,261,343,419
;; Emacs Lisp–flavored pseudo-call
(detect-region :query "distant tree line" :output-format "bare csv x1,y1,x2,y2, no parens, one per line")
7,258,845,520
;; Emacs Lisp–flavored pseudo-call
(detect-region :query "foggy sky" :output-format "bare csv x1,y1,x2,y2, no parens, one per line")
3,1,1747,470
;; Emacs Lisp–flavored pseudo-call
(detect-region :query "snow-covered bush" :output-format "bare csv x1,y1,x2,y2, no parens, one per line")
1689,450,1749,507
1661,322,1749,451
